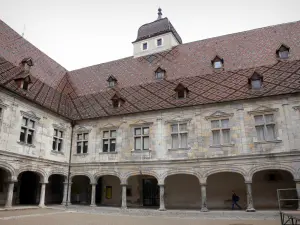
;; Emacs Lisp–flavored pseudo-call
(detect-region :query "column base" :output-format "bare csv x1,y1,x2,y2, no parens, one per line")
158,207,166,211
200,207,209,212
4,205,12,208
121,206,127,210
63,202,72,206
246,208,256,212
39,204,45,208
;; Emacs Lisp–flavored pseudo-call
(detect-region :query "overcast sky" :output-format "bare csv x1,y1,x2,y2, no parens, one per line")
0,0,299,70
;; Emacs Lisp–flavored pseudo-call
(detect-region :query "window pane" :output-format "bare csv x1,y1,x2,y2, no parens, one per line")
251,80,262,89
58,139,62,151
211,120,220,129
103,131,109,138
212,130,220,145
254,115,264,124
221,119,229,128
177,90,185,99
266,124,276,140
256,126,265,141
171,124,178,133
222,129,230,144
171,134,179,149
135,128,141,136
157,38,162,46
22,117,28,126
77,134,82,140
27,130,33,144
110,139,116,152
84,133,88,140
156,72,164,79
180,133,188,148
110,130,116,138
54,129,58,136
103,140,108,152
135,137,141,150
143,127,149,135
265,114,274,123
143,136,149,150
214,61,222,69
52,138,57,150
77,142,82,154
29,120,35,129
59,131,63,138
179,123,187,132
279,51,289,59
143,43,147,50
20,127,26,142
83,141,88,153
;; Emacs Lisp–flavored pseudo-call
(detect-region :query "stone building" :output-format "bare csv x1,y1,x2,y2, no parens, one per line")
0,9,300,211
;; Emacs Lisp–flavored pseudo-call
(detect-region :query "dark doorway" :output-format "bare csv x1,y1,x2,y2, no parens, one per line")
95,177,102,204
19,171,40,205
71,175,91,205
46,175,64,204
0,168,9,206
142,178,159,207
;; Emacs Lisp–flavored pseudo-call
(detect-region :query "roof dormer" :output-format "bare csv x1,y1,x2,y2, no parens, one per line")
276,44,290,59
211,55,224,69
14,75,32,91
155,67,166,80
248,72,263,90
111,92,125,108
174,83,189,99
107,75,117,88
20,57,34,71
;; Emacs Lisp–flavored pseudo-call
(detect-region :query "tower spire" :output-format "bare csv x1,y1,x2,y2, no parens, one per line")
157,7,162,20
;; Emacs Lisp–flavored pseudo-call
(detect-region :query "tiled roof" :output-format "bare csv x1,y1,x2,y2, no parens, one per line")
1,19,300,120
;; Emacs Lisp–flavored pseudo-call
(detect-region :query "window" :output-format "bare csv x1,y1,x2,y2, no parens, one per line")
103,130,116,152
174,83,188,99
211,56,223,69
171,123,188,148
109,80,115,87
111,93,124,108
142,42,148,50
276,44,290,59
155,67,165,80
254,114,276,141
213,61,223,69
19,117,35,144
251,80,262,89
157,38,162,46
52,129,63,151
211,119,230,145
112,99,121,108
134,127,149,150
177,90,186,99
107,75,117,88
249,72,263,90
77,132,89,154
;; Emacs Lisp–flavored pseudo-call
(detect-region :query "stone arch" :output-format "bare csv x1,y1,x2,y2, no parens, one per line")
0,162,16,181
161,169,202,184
203,167,247,183
16,166,47,183
47,170,68,182
94,171,121,183
70,172,95,184
124,170,160,184
248,165,296,181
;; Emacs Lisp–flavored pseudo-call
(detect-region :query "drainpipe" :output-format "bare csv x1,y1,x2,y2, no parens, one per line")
66,120,76,207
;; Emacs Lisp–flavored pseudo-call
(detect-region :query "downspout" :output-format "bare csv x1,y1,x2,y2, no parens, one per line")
66,120,76,207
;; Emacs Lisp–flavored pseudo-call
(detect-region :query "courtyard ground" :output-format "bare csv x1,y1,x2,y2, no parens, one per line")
0,206,282,225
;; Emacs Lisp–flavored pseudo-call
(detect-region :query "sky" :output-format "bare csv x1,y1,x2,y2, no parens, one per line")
0,0,299,71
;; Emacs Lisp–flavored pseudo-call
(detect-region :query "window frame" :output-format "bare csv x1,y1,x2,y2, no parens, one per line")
102,130,117,153
156,38,163,47
76,132,89,154
134,126,150,151
142,42,148,51
254,114,277,142
52,128,64,152
211,119,231,146
213,61,223,69
171,122,188,149
19,116,35,145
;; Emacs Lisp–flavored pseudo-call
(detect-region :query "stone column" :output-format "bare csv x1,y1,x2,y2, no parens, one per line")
296,180,300,210
5,181,15,208
90,183,96,206
66,182,72,206
121,184,127,209
61,182,68,205
245,182,255,212
39,183,47,207
158,184,165,211
200,184,209,212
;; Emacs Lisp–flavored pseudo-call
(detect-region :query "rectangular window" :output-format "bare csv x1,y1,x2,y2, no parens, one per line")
76,132,89,154
52,128,63,151
157,38,162,46
211,119,230,145
142,42,147,50
134,127,149,150
171,123,188,149
254,114,276,141
19,117,35,144
102,130,116,152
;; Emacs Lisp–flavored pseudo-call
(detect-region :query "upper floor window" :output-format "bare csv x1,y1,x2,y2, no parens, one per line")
53,129,63,151
142,42,148,50
107,75,117,88
254,114,276,141
171,123,188,149
276,44,290,59
249,72,263,90
15,76,31,91
103,130,116,152
134,127,149,150
77,133,88,154
155,67,165,80
211,55,224,69
157,38,162,46
211,119,230,145
174,83,189,99
111,93,125,108
20,117,35,144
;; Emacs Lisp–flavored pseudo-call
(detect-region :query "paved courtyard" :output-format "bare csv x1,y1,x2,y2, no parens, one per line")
0,207,281,225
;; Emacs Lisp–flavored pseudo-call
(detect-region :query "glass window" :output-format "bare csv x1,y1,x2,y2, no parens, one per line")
134,126,149,150
19,117,35,145
211,119,231,145
102,130,117,152
53,128,63,151
177,90,185,99
213,61,223,69
143,42,147,50
279,50,289,59
251,80,262,89
157,38,162,46
109,81,115,87
155,71,164,79
76,132,89,154
171,123,188,149
254,114,276,141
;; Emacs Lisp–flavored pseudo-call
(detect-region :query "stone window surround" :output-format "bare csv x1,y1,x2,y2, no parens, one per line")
99,124,121,154
102,129,117,153
74,128,91,155
51,124,67,155
0,100,8,132
156,37,163,47
141,41,148,51
130,121,153,152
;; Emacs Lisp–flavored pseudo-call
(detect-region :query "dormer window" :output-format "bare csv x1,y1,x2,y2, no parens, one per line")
21,57,34,71
155,67,165,80
249,72,263,90
111,93,125,108
174,83,189,99
157,38,162,46
142,42,148,50
14,75,32,91
107,75,117,88
211,56,224,69
276,44,290,59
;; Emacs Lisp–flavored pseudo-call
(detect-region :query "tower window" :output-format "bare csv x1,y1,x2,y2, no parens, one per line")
211,56,224,69
249,72,263,90
142,42,148,50
276,44,290,59
157,38,162,46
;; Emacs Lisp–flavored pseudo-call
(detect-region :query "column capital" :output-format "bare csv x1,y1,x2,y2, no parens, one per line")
40,182,48,185
90,183,97,186
158,183,165,186
245,181,252,184
120,183,128,186
200,183,207,186
63,182,72,185
294,179,300,183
